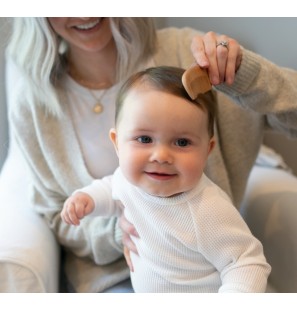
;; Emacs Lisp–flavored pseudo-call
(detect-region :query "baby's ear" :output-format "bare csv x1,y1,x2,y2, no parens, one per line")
109,128,119,156
208,137,216,155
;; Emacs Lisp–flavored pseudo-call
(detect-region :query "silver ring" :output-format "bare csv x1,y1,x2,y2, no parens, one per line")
216,40,229,50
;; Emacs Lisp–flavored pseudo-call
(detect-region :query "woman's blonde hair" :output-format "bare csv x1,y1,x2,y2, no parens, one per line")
6,17,157,117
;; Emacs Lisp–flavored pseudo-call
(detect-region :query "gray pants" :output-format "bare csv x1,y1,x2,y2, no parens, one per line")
101,278,134,293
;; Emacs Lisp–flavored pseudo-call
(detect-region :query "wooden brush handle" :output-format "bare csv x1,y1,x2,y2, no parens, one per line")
182,64,212,100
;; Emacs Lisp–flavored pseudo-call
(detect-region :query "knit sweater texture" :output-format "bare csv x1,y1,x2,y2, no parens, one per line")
9,27,297,292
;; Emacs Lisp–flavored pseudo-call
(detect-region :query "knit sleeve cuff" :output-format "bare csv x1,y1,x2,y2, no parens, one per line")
214,48,261,96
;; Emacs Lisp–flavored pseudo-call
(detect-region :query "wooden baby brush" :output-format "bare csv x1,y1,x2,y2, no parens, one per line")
182,64,212,100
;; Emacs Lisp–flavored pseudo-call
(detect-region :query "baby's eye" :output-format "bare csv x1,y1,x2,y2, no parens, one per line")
137,136,152,144
175,138,190,147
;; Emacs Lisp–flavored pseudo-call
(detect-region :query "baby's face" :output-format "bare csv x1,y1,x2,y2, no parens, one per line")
111,86,215,197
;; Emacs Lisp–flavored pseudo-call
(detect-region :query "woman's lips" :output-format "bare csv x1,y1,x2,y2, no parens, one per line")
73,18,102,31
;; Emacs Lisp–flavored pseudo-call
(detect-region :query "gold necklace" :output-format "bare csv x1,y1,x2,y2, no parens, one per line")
89,89,107,114
67,62,113,114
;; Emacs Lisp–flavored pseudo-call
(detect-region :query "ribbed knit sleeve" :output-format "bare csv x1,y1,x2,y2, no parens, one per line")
215,49,297,138
77,174,122,217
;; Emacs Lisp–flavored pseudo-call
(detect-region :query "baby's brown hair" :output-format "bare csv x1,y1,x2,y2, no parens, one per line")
115,66,217,138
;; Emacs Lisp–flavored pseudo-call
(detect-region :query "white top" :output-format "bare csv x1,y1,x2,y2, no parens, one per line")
81,168,271,293
65,75,120,178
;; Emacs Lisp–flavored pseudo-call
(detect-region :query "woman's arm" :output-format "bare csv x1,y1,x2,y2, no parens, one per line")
9,96,124,266
191,31,297,138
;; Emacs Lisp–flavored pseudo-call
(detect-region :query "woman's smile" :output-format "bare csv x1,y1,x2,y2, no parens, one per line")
73,18,103,32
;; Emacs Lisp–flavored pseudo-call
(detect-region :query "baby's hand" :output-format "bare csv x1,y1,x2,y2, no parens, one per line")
61,192,95,226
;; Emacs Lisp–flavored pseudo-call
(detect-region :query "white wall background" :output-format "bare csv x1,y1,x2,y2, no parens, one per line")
157,18,297,70
156,17,297,175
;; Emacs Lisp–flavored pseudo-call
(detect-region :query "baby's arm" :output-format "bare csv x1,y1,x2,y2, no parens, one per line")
61,192,95,226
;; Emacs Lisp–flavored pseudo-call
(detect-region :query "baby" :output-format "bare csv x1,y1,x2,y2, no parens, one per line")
61,66,271,293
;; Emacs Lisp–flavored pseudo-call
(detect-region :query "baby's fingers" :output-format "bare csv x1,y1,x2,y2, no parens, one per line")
61,208,72,225
66,202,81,226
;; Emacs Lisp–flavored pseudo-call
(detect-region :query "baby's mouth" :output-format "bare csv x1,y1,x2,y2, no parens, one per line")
145,171,176,181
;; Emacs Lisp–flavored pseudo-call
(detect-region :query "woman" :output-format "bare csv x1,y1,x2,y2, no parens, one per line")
5,17,297,292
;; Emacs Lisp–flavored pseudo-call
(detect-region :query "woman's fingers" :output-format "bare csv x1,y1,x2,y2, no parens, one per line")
123,246,134,272
191,31,242,85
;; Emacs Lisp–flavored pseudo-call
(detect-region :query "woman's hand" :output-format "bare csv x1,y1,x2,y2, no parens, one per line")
119,209,139,272
191,31,243,86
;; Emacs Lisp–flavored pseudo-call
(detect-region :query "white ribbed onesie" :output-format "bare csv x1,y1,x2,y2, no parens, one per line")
82,167,271,293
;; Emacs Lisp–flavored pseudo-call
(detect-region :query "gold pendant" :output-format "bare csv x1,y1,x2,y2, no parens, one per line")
93,103,103,114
